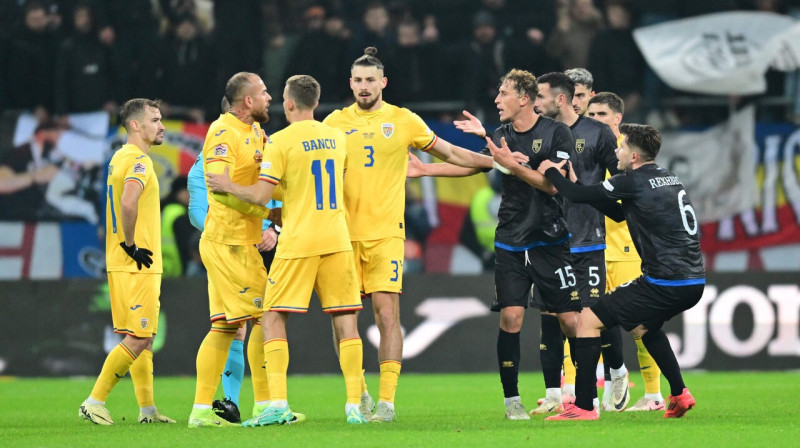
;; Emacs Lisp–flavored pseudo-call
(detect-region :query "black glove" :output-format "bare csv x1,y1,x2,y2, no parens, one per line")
120,242,153,270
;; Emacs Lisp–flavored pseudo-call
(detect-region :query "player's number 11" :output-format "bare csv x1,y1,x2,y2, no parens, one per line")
311,159,337,210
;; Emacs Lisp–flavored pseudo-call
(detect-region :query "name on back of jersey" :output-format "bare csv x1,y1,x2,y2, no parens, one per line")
302,138,337,151
648,176,682,189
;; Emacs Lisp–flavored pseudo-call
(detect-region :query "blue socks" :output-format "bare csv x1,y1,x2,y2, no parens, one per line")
221,339,245,405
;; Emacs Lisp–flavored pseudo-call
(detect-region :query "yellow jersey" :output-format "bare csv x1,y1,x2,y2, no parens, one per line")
106,143,162,273
259,120,351,258
605,134,640,261
323,102,437,241
201,112,266,245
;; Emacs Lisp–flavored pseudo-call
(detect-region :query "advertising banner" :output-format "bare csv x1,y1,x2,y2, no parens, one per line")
1,273,797,376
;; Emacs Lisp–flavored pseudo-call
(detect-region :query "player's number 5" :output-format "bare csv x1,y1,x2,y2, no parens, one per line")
311,159,337,210
678,190,698,236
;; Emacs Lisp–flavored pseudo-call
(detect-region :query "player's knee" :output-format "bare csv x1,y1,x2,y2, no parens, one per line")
499,308,524,332
374,305,400,330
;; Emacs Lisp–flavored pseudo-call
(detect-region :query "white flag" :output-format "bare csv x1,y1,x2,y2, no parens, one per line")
659,105,757,223
633,12,797,95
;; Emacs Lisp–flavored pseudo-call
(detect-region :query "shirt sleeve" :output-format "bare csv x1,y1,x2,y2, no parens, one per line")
187,153,208,231
544,167,625,222
124,155,152,190
406,110,438,151
549,123,576,162
203,126,235,176
259,136,284,185
597,125,621,176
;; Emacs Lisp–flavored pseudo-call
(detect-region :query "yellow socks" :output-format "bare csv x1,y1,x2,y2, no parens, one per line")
563,339,575,387
89,342,137,402
378,360,401,404
338,338,364,404
130,349,154,408
264,338,289,402
248,322,270,402
194,323,237,405
635,336,662,395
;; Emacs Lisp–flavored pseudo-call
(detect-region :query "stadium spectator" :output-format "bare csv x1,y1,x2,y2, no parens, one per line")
155,14,215,122
546,0,604,71
0,121,61,221
587,0,643,121
348,2,395,59
383,18,444,104
213,0,263,83
458,11,532,119
161,176,190,277
285,6,351,103
54,2,119,116
4,1,60,120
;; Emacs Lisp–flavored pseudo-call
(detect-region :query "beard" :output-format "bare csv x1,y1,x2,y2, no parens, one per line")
356,95,379,111
252,107,270,124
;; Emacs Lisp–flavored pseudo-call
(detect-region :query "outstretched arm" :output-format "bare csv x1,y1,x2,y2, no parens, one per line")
407,152,482,178
542,166,625,222
207,166,275,205
487,137,555,194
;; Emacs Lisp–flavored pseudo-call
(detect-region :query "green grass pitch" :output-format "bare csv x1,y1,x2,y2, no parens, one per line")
2,372,799,447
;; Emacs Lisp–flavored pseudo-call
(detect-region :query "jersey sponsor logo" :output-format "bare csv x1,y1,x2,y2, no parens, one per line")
140,318,148,329
556,151,570,160
532,139,542,153
501,361,514,367
133,162,146,174
254,150,262,163
261,161,272,170
345,129,358,135
590,288,600,298
570,291,580,300
214,129,226,137
239,287,250,293
381,123,394,138
576,139,585,153
130,304,142,310
253,297,263,309
214,144,228,157
246,138,250,145
268,278,276,285
135,155,146,159
603,180,614,191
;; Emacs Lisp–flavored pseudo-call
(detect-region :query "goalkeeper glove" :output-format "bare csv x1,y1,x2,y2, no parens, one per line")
120,242,153,270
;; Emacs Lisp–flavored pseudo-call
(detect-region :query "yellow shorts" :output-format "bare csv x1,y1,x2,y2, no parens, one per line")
351,237,404,294
266,250,362,314
108,271,161,337
606,259,642,292
200,238,267,324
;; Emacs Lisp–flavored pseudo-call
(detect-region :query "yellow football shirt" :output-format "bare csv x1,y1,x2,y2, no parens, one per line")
201,112,265,245
106,143,163,273
323,102,437,241
605,134,639,261
259,120,351,258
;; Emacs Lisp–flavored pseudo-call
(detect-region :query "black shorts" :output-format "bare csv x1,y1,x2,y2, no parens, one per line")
571,249,606,307
493,243,581,314
591,276,705,331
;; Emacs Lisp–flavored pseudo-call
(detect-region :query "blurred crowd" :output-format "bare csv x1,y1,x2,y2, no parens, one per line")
1,0,798,128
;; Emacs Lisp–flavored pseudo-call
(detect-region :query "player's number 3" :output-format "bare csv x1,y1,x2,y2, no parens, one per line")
678,189,698,236
364,145,375,167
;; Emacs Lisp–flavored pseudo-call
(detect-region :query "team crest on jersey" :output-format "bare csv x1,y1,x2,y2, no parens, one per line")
576,139,585,153
254,149,262,164
381,123,394,138
253,297,263,309
214,144,228,157
140,318,148,329
532,139,542,153
133,162,146,174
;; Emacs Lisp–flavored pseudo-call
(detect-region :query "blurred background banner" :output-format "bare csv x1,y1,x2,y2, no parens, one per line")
660,105,758,223
634,12,798,95
0,273,797,376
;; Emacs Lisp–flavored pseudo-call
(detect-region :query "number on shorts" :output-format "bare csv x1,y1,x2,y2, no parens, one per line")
555,265,576,290
390,260,400,281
